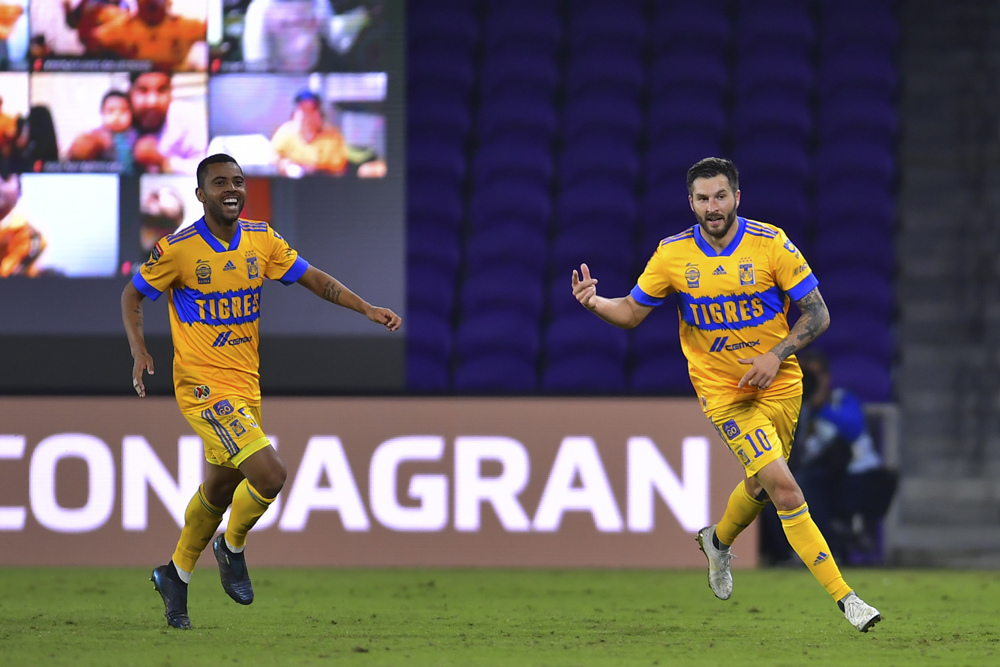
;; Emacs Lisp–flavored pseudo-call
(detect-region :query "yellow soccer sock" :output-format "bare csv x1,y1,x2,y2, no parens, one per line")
224,480,275,550
716,481,766,546
172,484,226,574
779,502,852,602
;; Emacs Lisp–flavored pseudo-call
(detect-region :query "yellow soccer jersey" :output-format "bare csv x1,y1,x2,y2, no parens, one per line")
631,217,818,409
93,14,206,69
132,217,309,413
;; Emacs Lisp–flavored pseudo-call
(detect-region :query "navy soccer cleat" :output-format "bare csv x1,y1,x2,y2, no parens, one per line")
213,537,254,605
150,563,191,629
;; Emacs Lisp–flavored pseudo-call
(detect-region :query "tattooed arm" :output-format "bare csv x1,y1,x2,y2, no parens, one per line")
297,265,401,331
121,281,154,397
737,287,830,390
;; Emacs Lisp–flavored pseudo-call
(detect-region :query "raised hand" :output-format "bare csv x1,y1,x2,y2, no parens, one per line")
571,263,598,311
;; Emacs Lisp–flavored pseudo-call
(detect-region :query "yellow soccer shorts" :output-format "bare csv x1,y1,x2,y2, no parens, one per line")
183,397,271,469
706,396,802,477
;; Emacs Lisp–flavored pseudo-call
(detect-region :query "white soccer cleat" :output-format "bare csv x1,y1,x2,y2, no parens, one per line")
841,592,881,632
696,525,734,600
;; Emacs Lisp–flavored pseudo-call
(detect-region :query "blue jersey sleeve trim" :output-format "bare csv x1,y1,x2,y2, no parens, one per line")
630,284,664,307
787,273,819,301
132,271,163,301
279,256,309,285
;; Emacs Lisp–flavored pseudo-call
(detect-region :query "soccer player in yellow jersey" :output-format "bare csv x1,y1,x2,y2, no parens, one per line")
571,157,881,633
121,153,401,629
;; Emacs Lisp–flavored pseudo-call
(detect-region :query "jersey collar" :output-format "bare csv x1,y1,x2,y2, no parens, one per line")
194,216,242,252
693,216,747,257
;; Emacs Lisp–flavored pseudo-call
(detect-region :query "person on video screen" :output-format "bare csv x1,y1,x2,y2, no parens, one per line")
241,0,328,72
270,89,346,177
121,185,184,275
0,174,46,277
65,90,138,173
90,0,206,70
62,0,129,56
129,71,206,174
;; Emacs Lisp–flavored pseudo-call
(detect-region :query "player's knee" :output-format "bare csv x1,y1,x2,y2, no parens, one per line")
256,461,286,499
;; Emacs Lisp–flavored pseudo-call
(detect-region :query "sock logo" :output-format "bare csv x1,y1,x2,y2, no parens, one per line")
813,551,829,566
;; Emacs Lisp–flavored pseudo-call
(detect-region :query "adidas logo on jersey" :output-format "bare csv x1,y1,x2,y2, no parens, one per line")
223,261,236,271
813,551,829,566
712,265,726,275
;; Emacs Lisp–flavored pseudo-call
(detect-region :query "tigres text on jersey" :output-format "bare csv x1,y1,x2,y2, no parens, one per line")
132,217,308,413
630,217,818,409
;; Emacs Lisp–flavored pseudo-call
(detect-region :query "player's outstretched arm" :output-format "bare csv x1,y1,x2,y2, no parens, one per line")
297,265,401,331
738,286,830,389
121,281,155,397
571,262,653,329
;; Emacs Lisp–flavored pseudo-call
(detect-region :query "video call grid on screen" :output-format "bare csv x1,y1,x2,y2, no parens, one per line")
0,0,403,342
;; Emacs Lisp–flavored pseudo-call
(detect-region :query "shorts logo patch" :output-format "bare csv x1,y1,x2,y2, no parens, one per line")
213,399,234,416
194,385,211,400
722,419,741,439
737,448,751,466
229,419,246,437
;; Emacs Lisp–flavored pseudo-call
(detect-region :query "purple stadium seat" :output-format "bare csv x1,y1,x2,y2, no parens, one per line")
630,303,682,357
814,182,895,230
545,310,629,366
819,54,898,103
551,229,635,281
562,95,643,145
407,353,451,391
640,189,695,251
820,1,899,58
408,137,466,185
454,353,539,392
469,179,551,231
818,96,898,146
408,259,457,319
732,93,813,148
814,142,895,191
408,177,464,234
409,98,472,146
460,264,546,320
408,4,479,57
736,2,816,59
479,52,560,102
543,356,627,393
736,186,811,243
644,135,725,191
407,309,453,367
464,222,549,275
827,353,893,402
455,310,542,362
647,95,728,147
408,49,476,100
814,311,893,361
809,226,893,278
568,3,647,58
483,2,562,57
650,53,729,104
818,269,894,322
558,138,640,189
410,225,461,278
556,181,637,230
477,97,558,146
734,53,814,100
566,54,646,105
732,139,812,193
630,352,693,395
472,141,555,188
651,1,732,57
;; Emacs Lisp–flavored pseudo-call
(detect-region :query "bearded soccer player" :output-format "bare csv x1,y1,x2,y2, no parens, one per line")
121,153,401,629
570,157,881,633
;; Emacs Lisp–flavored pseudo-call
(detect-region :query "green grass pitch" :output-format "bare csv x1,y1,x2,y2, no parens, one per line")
1,567,997,666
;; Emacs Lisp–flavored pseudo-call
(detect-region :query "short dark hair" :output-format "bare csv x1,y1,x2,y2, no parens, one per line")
686,157,739,194
196,153,241,189
101,90,129,109
129,70,172,87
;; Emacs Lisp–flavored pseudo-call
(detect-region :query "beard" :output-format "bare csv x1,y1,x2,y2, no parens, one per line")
698,207,737,239
207,198,244,224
